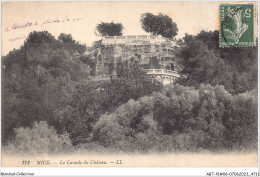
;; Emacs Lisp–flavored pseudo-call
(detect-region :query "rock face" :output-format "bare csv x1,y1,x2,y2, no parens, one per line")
90,35,182,82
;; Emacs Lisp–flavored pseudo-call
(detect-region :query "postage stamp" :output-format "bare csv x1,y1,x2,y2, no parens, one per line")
219,3,255,47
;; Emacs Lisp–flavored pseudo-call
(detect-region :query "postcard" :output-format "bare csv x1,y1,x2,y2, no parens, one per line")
1,1,258,172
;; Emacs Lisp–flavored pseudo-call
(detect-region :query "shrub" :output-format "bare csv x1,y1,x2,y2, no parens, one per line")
5,121,73,154
88,84,257,152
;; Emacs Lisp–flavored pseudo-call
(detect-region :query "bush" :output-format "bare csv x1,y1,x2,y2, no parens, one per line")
5,121,73,154
87,84,257,152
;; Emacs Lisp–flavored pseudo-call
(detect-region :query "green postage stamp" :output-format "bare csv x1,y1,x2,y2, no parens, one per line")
219,3,255,47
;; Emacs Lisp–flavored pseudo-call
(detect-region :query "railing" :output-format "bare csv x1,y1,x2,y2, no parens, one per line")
105,35,153,39
146,69,180,78
103,35,174,40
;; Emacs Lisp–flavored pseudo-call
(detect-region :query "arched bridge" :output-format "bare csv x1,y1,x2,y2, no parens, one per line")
146,69,180,85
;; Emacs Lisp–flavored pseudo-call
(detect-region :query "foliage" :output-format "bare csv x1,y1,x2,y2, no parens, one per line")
58,62,163,145
222,90,258,150
95,22,123,36
2,31,87,144
24,31,56,48
140,13,178,38
6,121,73,154
2,30,257,154
103,62,163,111
56,80,108,145
176,31,257,94
58,33,87,54
87,84,257,152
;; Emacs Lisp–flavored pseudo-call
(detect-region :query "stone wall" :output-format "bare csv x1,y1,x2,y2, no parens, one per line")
92,35,181,76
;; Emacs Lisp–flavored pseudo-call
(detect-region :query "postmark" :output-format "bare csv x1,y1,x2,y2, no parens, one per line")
219,3,255,47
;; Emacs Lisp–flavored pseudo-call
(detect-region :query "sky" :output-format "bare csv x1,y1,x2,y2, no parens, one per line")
1,1,220,56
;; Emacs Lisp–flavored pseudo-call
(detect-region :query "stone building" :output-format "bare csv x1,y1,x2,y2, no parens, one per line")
89,35,181,84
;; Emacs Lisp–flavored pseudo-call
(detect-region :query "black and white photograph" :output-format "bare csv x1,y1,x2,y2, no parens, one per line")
1,1,258,171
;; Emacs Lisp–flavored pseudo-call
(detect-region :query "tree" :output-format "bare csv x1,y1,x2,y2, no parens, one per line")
1,31,88,144
23,31,56,49
59,62,162,145
58,33,74,43
176,34,234,91
140,13,178,38
5,121,72,154
102,62,163,112
58,33,86,54
95,22,123,36
222,90,257,150
89,84,257,152
176,31,257,94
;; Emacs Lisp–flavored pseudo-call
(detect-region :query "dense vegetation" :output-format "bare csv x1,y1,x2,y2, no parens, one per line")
177,31,257,94
140,13,178,38
95,22,124,36
2,30,257,154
